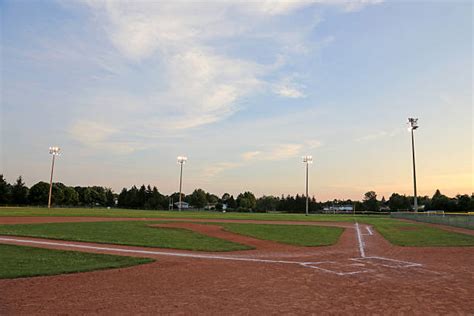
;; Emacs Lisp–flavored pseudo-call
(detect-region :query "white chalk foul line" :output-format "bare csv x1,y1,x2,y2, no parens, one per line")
366,226,373,236
0,237,303,264
355,222,366,258
0,233,423,276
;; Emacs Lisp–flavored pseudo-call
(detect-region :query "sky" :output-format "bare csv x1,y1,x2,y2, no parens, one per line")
1,0,472,201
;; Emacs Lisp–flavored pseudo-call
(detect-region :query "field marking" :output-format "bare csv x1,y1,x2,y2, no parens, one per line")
0,237,307,265
0,229,424,276
355,222,366,258
366,226,373,236
351,257,422,268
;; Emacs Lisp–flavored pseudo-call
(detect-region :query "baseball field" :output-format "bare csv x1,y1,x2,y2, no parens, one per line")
1,208,473,314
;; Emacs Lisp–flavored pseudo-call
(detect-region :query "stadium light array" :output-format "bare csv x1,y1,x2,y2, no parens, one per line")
407,118,419,212
302,155,313,216
48,146,61,209
177,156,188,211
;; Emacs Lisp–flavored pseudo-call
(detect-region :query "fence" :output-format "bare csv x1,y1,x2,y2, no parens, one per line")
391,212,474,230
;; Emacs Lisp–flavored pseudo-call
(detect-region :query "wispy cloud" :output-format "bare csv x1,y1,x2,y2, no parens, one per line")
355,128,403,143
62,1,382,151
204,139,323,177
201,162,243,178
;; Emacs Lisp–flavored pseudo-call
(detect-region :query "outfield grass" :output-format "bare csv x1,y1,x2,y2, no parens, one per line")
1,208,473,247
0,207,386,222
220,223,343,246
0,243,154,279
0,221,252,252
374,221,474,247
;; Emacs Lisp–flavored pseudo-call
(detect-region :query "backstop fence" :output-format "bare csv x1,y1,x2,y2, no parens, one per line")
391,212,474,230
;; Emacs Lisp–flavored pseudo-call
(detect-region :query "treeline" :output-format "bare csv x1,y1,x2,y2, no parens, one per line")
0,175,115,207
1,175,473,212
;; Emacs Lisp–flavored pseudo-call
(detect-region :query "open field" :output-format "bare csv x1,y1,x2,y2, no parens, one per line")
220,223,344,246
1,210,474,314
0,221,252,251
0,243,153,279
0,207,388,222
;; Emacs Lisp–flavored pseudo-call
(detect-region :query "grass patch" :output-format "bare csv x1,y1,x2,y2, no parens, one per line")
0,221,252,252
0,243,153,279
220,223,344,246
1,208,472,247
0,207,387,222
374,221,474,247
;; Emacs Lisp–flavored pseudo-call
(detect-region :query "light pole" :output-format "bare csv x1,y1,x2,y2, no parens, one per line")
48,146,61,209
177,156,187,211
302,155,313,216
407,118,419,212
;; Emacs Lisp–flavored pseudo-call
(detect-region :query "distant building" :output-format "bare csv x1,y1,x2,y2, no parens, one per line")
323,205,353,213
174,201,190,209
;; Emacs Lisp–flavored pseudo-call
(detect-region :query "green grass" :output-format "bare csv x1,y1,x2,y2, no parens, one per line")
0,207,387,222
1,208,473,247
0,243,153,279
220,223,344,246
374,221,474,247
0,221,252,252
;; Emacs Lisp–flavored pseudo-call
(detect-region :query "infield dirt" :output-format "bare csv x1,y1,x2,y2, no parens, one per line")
0,217,473,314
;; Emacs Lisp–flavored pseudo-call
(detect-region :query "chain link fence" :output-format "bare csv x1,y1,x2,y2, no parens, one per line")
391,212,474,230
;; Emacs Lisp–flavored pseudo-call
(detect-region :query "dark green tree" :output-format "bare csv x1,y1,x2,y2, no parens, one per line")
62,186,79,206
256,195,279,212
0,175,11,204
236,191,257,211
11,176,29,205
28,182,50,205
388,193,411,211
190,189,207,209
363,191,379,211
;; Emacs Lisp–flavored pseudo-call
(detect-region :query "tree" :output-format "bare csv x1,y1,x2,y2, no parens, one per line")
11,176,29,205
363,191,379,211
236,191,257,211
51,183,65,205
105,189,115,207
221,193,231,202
227,195,237,209
256,195,279,212
428,189,454,211
28,182,50,205
62,186,79,206
0,175,11,205
189,189,207,209
456,194,471,212
388,193,411,211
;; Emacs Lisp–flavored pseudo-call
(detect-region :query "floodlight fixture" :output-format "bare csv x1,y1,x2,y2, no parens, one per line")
407,118,419,212
48,146,61,209
302,155,313,216
407,118,419,131
49,146,61,156
302,155,313,164
177,155,188,211
177,156,187,164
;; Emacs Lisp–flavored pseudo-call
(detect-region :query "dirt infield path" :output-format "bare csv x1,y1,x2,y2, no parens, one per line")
1,217,473,314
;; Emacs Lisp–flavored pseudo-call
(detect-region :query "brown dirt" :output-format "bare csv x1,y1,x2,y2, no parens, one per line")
0,217,473,315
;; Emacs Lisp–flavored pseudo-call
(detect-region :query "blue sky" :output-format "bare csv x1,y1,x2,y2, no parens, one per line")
1,0,472,200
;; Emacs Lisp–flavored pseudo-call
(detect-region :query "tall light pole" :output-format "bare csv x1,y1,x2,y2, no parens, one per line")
48,146,61,209
177,156,187,211
302,155,313,216
408,118,419,212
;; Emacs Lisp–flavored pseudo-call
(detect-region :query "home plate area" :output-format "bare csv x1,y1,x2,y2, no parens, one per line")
300,257,422,276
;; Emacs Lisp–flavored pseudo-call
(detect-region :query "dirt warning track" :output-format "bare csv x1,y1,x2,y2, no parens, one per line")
0,217,473,314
